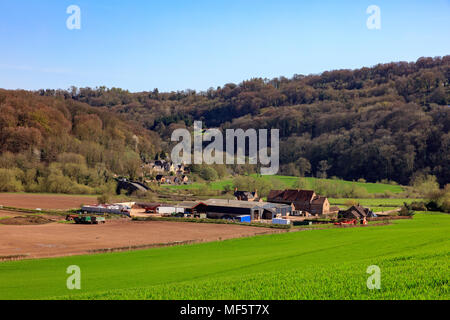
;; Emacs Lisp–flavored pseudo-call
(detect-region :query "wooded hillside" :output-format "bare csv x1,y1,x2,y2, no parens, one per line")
0,90,160,193
1,56,449,191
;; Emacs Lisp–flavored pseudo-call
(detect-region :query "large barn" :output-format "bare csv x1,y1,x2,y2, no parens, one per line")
234,189,260,202
339,205,373,220
178,199,293,221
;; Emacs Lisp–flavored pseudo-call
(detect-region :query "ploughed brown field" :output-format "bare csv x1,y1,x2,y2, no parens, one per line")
0,219,280,259
0,193,97,210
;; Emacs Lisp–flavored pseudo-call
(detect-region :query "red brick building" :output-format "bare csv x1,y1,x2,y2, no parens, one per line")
267,189,330,215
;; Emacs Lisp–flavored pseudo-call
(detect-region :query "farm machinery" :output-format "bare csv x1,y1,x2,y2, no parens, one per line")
66,214,106,225
334,219,358,226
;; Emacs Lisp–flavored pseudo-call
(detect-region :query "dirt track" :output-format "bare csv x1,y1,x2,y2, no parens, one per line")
0,193,97,210
0,220,280,259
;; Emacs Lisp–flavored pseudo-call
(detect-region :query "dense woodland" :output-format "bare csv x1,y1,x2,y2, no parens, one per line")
0,56,449,193
0,90,159,193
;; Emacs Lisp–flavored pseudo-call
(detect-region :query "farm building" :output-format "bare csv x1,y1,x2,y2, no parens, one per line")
330,206,341,213
137,204,184,215
177,199,293,221
165,176,178,184
260,202,295,219
168,175,189,185
157,206,184,214
179,175,189,183
155,175,189,185
146,160,177,174
176,201,209,218
145,203,161,213
176,164,187,175
234,189,260,202
132,202,161,213
164,162,176,173
267,189,330,215
339,206,373,220
155,175,166,183
81,204,131,217
177,201,206,213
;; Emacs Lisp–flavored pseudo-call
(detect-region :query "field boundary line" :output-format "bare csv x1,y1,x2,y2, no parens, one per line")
0,254,30,262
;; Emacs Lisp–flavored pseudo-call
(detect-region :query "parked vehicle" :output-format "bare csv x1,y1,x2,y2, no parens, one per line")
234,215,251,223
81,205,131,217
157,206,184,214
66,214,106,225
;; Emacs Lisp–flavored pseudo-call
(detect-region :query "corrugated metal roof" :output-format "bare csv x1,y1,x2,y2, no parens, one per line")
204,199,291,209
176,199,292,210
177,201,206,209
204,199,262,209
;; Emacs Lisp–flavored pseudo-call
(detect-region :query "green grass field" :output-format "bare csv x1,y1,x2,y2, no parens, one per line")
369,207,397,212
258,175,404,194
329,198,422,207
165,175,404,194
164,179,233,191
0,213,448,300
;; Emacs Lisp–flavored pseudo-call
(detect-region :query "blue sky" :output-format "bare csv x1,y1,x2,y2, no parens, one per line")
0,0,449,92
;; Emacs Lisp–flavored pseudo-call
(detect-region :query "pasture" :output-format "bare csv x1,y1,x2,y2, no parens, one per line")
329,198,421,207
164,175,405,194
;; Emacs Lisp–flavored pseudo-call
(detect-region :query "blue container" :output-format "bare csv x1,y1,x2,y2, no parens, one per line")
236,215,251,223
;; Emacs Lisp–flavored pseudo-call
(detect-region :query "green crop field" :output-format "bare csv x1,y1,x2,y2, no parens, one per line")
164,175,405,194
0,213,448,300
